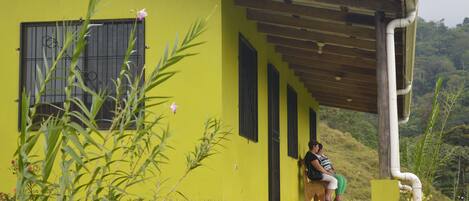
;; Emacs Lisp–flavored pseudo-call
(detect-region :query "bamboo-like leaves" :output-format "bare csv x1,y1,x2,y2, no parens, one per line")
42,117,63,182
145,18,207,94
407,77,465,194
14,0,231,200
413,78,443,175
186,118,231,171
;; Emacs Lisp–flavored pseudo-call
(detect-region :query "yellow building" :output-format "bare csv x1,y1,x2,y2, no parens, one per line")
0,0,418,200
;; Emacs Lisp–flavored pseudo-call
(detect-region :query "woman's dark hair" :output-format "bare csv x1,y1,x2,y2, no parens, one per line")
308,141,319,150
318,143,323,152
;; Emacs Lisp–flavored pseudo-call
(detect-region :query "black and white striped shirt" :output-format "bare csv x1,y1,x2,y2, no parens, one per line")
317,154,333,171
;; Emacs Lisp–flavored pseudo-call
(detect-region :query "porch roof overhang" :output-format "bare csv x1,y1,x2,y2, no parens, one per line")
236,0,417,118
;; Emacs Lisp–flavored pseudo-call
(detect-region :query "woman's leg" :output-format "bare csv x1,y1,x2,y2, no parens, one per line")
324,189,333,201
321,174,338,201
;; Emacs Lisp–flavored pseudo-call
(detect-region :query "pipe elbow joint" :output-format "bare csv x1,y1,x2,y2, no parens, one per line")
392,170,423,200
394,173,422,187
391,169,422,187
386,11,417,34
399,116,410,124
399,182,413,192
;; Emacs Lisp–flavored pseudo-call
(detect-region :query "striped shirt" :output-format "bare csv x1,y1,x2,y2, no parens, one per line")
317,154,333,171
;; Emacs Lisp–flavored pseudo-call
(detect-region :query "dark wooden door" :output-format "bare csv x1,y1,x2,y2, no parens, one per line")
268,64,280,201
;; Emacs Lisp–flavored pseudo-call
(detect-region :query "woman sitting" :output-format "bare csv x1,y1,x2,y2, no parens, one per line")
304,141,337,201
317,143,347,201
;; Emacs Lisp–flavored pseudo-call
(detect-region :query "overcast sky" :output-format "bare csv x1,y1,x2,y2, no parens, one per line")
419,0,469,27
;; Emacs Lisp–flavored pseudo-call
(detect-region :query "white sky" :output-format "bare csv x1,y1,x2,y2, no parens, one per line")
419,0,469,27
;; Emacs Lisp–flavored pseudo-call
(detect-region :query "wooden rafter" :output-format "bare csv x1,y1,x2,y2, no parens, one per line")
305,87,376,101
283,55,376,76
276,45,376,69
258,23,376,50
301,79,377,95
234,0,406,116
267,35,376,59
308,89,377,106
310,0,400,13
296,70,377,86
316,99,377,113
308,85,376,100
310,92,377,105
234,0,377,26
313,97,376,109
247,9,375,39
297,79,377,107
290,64,376,83
295,70,376,85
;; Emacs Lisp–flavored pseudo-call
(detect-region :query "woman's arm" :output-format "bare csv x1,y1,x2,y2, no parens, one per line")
311,160,332,175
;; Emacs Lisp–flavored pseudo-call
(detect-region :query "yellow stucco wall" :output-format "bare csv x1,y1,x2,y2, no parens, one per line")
0,0,320,200
220,0,319,200
0,0,224,199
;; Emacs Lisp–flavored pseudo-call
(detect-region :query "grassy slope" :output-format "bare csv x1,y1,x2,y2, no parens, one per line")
318,123,378,200
318,123,451,201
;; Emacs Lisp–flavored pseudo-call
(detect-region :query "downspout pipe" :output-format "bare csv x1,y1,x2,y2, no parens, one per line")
386,10,423,201
399,182,413,192
398,80,412,124
399,116,410,124
398,81,412,124
397,81,413,95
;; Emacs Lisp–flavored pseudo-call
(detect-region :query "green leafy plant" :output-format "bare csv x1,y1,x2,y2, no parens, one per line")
401,77,464,198
14,0,230,200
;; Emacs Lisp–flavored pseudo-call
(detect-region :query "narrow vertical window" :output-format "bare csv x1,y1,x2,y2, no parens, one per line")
287,85,298,158
238,34,258,141
309,108,317,142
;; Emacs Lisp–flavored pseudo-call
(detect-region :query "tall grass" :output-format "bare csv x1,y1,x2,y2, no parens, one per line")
13,0,230,200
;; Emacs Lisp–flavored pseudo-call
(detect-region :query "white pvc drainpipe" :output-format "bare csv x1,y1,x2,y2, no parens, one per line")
397,81,413,95
386,10,423,201
399,181,413,192
398,81,412,125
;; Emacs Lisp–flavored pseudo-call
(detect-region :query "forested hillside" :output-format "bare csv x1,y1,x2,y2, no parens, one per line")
320,17,469,199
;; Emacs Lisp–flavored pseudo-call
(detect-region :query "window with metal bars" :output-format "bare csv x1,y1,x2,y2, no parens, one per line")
19,19,145,130
309,108,317,142
238,34,258,142
287,85,298,158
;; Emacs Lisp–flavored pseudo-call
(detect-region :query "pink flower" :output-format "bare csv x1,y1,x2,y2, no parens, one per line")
170,102,178,114
136,8,147,21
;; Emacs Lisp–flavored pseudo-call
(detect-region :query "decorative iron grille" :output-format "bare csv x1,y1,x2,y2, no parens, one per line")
19,19,144,129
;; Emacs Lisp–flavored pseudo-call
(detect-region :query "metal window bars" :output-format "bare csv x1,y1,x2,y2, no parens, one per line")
19,19,144,129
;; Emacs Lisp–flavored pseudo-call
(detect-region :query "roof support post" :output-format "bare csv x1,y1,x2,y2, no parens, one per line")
375,11,391,179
